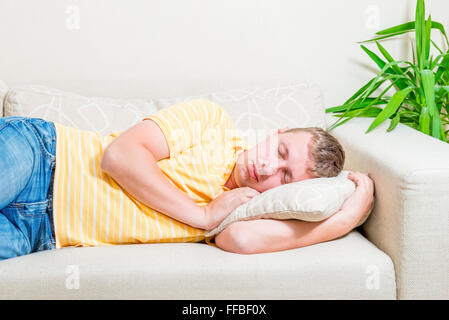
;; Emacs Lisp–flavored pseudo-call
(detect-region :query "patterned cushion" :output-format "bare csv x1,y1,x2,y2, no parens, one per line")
3,84,158,136
158,81,326,146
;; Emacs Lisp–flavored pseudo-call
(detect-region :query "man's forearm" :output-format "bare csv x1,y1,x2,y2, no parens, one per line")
215,209,353,254
216,172,373,254
101,144,208,229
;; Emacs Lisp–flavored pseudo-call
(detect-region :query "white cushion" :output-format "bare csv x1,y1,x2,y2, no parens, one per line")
205,170,372,237
2,84,158,136
157,81,327,146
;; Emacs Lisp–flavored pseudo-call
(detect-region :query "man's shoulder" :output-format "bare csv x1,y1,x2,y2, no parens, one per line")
185,98,235,127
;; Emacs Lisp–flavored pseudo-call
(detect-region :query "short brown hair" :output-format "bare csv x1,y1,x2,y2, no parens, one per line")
283,127,345,178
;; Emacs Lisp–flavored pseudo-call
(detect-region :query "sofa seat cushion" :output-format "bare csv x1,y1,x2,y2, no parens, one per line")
0,231,396,299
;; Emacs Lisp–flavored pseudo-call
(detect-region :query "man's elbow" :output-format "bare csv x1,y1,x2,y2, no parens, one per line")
215,224,255,254
100,148,119,174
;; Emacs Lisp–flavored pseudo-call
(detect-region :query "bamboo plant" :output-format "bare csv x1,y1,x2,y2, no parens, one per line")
326,0,449,143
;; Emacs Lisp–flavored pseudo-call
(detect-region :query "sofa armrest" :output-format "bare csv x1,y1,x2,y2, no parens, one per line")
327,115,449,299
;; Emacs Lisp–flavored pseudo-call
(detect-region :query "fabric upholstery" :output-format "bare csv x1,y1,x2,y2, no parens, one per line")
0,231,396,300
0,81,397,299
3,84,158,136
2,81,326,141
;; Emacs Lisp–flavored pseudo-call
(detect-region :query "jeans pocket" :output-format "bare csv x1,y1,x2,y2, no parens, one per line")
4,199,55,254
10,200,50,218
22,118,56,163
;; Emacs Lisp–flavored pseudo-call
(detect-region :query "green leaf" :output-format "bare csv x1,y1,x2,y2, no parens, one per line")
432,115,444,140
374,19,449,47
325,98,387,113
421,70,445,140
421,70,437,116
376,20,445,37
327,115,353,131
342,78,375,105
396,111,419,124
360,45,410,90
419,107,430,134
387,113,401,132
431,39,443,54
366,87,415,133
360,44,387,69
435,55,449,83
404,121,419,130
435,85,449,97
358,31,408,44
415,0,425,70
430,53,447,70
410,40,416,65
333,107,383,118
328,75,398,129
328,106,385,131
441,126,447,142
436,101,444,114
403,97,422,113
424,14,432,67
375,41,408,81
342,73,398,111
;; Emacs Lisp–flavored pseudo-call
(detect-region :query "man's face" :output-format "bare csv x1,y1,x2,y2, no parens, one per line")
230,128,316,193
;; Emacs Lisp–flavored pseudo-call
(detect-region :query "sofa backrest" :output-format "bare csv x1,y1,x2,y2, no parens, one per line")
2,82,326,146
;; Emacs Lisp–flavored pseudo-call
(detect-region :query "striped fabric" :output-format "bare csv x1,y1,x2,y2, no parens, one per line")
52,99,247,248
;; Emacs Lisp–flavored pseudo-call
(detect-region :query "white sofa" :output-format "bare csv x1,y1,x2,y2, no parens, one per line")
0,0,448,300
0,79,448,300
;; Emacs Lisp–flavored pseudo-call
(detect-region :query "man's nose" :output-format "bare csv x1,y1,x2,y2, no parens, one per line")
257,158,281,176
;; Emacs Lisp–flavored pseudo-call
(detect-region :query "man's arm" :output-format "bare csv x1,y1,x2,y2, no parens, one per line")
101,119,209,229
215,172,374,254
101,119,259,230
215,211,350,254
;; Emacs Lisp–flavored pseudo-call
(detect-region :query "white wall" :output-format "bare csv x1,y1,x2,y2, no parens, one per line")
0,0,448,108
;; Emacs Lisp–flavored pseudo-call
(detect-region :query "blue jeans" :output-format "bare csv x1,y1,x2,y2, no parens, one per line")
0,116,56,261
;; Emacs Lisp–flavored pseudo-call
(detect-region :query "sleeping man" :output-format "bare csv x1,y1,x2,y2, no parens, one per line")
0,99,374,260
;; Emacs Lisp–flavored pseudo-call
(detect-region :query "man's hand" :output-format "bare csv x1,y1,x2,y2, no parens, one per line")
204,187,260,230
339,171,375,228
